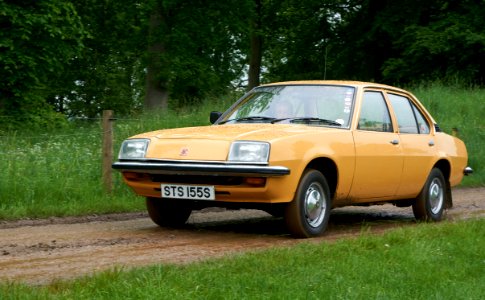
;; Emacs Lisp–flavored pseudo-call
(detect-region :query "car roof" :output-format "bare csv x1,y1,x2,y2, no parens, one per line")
259,80,408,94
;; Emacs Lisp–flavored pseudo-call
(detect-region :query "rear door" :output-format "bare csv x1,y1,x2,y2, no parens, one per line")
386,92,436,198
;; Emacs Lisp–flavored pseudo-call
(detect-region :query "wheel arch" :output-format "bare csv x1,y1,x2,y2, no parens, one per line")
433,159,451,181
306,157,338,200
432,159,453,208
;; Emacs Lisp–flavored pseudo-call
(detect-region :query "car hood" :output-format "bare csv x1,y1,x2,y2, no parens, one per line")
152,124,320,140
134,124,338,161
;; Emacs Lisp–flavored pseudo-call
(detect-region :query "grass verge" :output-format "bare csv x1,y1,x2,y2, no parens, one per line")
0,95,236,220
1,218,484,299
412,83,484,186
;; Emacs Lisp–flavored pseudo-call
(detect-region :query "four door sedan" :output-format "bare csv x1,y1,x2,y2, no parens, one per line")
113,81,471,238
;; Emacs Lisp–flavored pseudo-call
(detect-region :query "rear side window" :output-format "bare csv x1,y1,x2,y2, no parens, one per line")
412,105,430,134
358,91,393,132
388,94,430,134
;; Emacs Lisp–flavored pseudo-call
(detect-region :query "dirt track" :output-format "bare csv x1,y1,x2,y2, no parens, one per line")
1,187,484,285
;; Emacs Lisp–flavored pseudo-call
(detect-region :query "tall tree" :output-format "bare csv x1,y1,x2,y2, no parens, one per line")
333,0,485,84
145,1,169,110
262,0,348,82
143,0,251,110
382,0,485,84
0,0,87,128
53,0,146,118
247,0,263,90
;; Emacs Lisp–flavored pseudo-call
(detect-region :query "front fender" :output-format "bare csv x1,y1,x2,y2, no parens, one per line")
269,130,355,202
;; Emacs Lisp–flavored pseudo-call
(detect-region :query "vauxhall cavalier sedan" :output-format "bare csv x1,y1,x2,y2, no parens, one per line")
113,81,472,238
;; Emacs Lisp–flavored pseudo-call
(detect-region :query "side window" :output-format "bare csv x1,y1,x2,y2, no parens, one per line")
412,105,430,134
388,94,430,134
358,91,393,132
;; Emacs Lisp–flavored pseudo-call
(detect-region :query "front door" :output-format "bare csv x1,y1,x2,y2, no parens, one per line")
350,91,403,201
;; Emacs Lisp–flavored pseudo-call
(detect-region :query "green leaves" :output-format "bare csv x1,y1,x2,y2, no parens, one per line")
1,0,484,130
339,0,485,84
0,1,87,128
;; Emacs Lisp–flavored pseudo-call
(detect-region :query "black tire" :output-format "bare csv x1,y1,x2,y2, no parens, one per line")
412,168,446,221
285,169,332,238
146,197,192,227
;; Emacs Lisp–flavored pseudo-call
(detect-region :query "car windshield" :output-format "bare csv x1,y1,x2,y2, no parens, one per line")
220,85,355,127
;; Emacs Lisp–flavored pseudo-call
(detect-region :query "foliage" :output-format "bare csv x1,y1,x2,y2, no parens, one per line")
382,1,485,84
333,0,485,84
0,0,87,129
49,0,147,118
143,0,252,108
1,0,484,129
262,0,346,82
2,219,484,299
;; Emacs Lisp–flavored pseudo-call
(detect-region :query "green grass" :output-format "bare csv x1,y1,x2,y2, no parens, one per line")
0,94,236,220
0,126,142,219
2,218,484,299
411,83,484,186
0,85,483,220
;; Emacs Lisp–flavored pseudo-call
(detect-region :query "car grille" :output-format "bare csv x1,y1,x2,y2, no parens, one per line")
149,174,244,186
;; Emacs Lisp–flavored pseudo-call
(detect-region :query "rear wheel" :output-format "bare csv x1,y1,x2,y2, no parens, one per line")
285,169,331,238
412,168,446,221
146,197,192,227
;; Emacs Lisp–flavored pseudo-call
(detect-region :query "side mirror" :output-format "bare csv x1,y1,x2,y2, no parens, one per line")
210,111,222,124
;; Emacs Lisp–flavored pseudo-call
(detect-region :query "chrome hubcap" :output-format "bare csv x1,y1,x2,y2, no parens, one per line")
304,182,326,228
428,178,444,214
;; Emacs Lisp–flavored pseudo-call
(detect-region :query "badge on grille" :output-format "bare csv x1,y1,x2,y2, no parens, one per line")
179,147,189,156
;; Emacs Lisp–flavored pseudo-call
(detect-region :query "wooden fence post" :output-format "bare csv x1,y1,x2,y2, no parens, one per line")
102,110,114,193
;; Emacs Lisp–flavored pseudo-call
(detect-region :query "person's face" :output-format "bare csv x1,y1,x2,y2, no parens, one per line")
275,103,292,118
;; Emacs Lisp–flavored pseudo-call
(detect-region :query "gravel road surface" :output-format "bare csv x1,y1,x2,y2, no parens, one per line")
1,187,483,285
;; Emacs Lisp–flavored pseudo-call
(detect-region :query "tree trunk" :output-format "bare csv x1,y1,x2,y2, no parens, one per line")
144,5,169,111
247,0,263,91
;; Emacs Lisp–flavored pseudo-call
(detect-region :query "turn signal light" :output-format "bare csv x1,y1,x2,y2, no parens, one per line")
244,177,266,187
123,172,148,181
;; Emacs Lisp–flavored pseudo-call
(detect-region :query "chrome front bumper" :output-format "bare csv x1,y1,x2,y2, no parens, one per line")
112,160,290,177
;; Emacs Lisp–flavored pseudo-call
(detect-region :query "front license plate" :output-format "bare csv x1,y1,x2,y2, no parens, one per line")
161,184,215,200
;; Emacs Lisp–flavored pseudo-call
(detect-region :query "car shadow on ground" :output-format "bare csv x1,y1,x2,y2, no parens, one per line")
179,207,417,237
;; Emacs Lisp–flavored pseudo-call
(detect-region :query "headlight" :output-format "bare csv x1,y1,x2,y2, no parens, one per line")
118,139,149,159
228,141,270,163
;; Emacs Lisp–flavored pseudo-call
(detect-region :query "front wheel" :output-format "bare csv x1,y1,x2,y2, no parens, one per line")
412,168,446,221
146,197,192,227
285,169,331,238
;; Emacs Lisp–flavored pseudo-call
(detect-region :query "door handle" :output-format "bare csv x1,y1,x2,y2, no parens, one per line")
428,140,435,146
390,139,399,145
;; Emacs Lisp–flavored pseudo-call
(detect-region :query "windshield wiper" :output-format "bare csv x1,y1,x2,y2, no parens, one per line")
272,117,342,126
219,116,276,124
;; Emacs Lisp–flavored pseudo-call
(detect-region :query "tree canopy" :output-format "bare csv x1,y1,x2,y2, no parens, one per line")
0,0,87,127
1,0,484,129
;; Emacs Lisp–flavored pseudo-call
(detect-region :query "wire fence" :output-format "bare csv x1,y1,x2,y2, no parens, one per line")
0,116,143,138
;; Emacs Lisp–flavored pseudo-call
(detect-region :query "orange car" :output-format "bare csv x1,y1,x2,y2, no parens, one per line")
113,81,472,238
